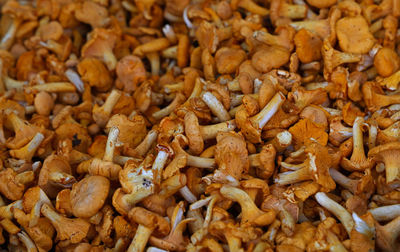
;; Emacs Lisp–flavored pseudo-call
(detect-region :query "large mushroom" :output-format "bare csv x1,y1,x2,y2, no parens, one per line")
369,142,400,183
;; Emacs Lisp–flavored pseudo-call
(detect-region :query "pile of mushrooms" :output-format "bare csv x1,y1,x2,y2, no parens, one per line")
0,0,399,251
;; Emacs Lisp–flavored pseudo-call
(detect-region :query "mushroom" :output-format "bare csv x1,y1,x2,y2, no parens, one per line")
315,192,354,235
362,81,400,112
340,117,374,172
38,154,75,199
288,118,328,148
369,142,400,183
375,215,400,251
374,48,400,78
75,1,110,28
0,168,28,201
275,143,336,192
220,185,276,226
40,203,90,244
92,89,122,128
70,175,110,218
81,28,118,71
251,46,290,73
377,69,400,91
236,92,285,143
22,186,52,228
212,131,249,184
116,55,147,93
215,47,246,74
329,168,375,198
77,126,122,180
336,16,375,54
127,207,170,252
6,113,43,149
294,28,322,63
106,114,147,149
9,132,44,161
77,57,113,92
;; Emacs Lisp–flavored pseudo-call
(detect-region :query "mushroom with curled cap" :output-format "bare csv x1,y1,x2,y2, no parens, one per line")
127,207,170,252
40,203,90,244
106,114,147,149
368,142,400,183
77,57,113,92
113,155,155,215
38,154,76,199
70,175,110,218
22,186,52,228
81,28,118,71
212,131,249,184
275,142,336,192
220,185,276,227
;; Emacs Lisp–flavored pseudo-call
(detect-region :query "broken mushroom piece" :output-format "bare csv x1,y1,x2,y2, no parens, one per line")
70,175,110,218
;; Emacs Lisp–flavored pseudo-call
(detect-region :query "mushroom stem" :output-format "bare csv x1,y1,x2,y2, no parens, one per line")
17,231,38,252
329,168,357,193
0,18,21,50
201,92,231,122
103,90,122,115
351,117,366,161
28,82,76,92
3,76,28,91
238,0,269,15
127,129,158,157
48,171,76,188
65,69,84,93
152,93,186,120
274,166,311,185
164,82,184,93
376,215,400,251
103,49,118,71
315,192,354,235
152,149,170,185
199,120,236,140
104,126,120,162
123,187,153,205
9,132,44,160
179,186,197,203
220,185,275,226
128,224,154,252
369,204,400,221
147,52,160,76
187,156,216,168
250,92,285,129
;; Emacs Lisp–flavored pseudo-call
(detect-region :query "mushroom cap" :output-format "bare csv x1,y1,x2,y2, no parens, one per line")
288,119,328,147
368,142,400,161
128,207,170,236
70,175,110,218
75,1,109,28
54,123,92,153
215,47,246,74
38,154,72,198
184,111,203,155
77,57,112,92
215,131,249,181
116,55,147,93
251,46,290,73
106,114,147,148
294,29,322,63
336,16,375,54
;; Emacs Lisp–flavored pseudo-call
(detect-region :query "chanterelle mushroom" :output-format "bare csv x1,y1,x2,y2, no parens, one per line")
369,142,400,183
70,175,110,218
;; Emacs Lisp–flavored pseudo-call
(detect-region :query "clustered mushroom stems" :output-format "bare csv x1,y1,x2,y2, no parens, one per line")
0,0,400,251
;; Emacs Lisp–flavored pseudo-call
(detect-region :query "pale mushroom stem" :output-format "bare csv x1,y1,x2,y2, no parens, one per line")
238,0,269,15
179,186,197,203
17,231,38,252
164,82,184,93
329,168,357,193
152,149,170,185
147,52,160,76
182,78,203,107
123,188,153,205
0,18,21,50
200,120,236,140
103,49,117,71
104,126,120,162
351,117,367,162
315,192,354,235
65,69,84,93
10,132,45,160
201,91,231,122
0,200,22,220
226,236,242,252
250,92,285,129
152,93,186,120
187,156,216,168
127,224,154,252
133,129,158,157
4,75,28,91
274,166,311,185
30,82,76,92
103,89,122,115
369,204,400,221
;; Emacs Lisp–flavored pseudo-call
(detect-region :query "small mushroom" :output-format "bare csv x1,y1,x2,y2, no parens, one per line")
40,203,90,244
